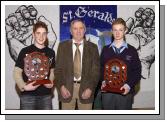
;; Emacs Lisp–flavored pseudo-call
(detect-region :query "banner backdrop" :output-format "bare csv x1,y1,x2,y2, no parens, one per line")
60,5,117,53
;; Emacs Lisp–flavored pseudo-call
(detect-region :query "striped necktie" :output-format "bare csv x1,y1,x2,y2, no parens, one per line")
114,46,124,54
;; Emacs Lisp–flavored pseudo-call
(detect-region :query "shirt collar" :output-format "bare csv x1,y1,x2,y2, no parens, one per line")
109,41,128,49
72,39,84,45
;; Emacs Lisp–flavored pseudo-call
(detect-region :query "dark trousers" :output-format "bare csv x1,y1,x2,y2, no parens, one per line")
20,94,52,110
101,92,133,110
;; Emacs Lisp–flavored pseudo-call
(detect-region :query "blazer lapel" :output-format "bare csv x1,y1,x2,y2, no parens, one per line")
67,40,74,77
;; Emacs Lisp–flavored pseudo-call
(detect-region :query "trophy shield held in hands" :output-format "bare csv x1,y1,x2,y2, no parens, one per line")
24,52,51,86
101,58,127,93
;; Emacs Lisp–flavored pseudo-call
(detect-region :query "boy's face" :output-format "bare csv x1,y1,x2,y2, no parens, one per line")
33,27,47,46
112,24,126,41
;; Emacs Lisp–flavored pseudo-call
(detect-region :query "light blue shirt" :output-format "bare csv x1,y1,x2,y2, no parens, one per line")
109,41,128,54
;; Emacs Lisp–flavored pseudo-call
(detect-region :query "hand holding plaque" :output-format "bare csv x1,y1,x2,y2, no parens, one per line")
24,52,51,86
101,58,127,93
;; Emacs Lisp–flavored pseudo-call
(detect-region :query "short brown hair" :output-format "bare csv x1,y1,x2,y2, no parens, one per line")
33,21,48,33
33,21,48,46
112,18,127,30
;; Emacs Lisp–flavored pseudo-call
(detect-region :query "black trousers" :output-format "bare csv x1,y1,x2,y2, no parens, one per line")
101,92,133,110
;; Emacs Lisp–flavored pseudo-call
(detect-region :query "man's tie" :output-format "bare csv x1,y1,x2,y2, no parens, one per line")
74,43,81,79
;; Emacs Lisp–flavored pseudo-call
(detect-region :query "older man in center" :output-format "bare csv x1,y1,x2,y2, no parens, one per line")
55,19,100,110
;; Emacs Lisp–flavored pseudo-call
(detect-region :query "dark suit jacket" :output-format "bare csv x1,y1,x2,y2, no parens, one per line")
55,40,100,104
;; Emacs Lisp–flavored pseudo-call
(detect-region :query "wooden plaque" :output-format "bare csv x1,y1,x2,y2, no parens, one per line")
101,58,127,93
24,52,51,86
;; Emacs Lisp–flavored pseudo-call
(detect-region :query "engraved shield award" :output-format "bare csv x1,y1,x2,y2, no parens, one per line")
24,52,51,86
101,58,127,93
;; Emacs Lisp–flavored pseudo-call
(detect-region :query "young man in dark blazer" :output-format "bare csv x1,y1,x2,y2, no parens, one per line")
100,18,141,110
55,19,100,110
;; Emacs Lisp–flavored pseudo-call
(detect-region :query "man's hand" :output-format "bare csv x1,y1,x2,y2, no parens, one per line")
81,88,92,99
60,85,71,99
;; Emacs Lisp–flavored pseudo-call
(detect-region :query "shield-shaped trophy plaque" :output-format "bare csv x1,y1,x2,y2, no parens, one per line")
101,58,127,93
24,52,51,86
